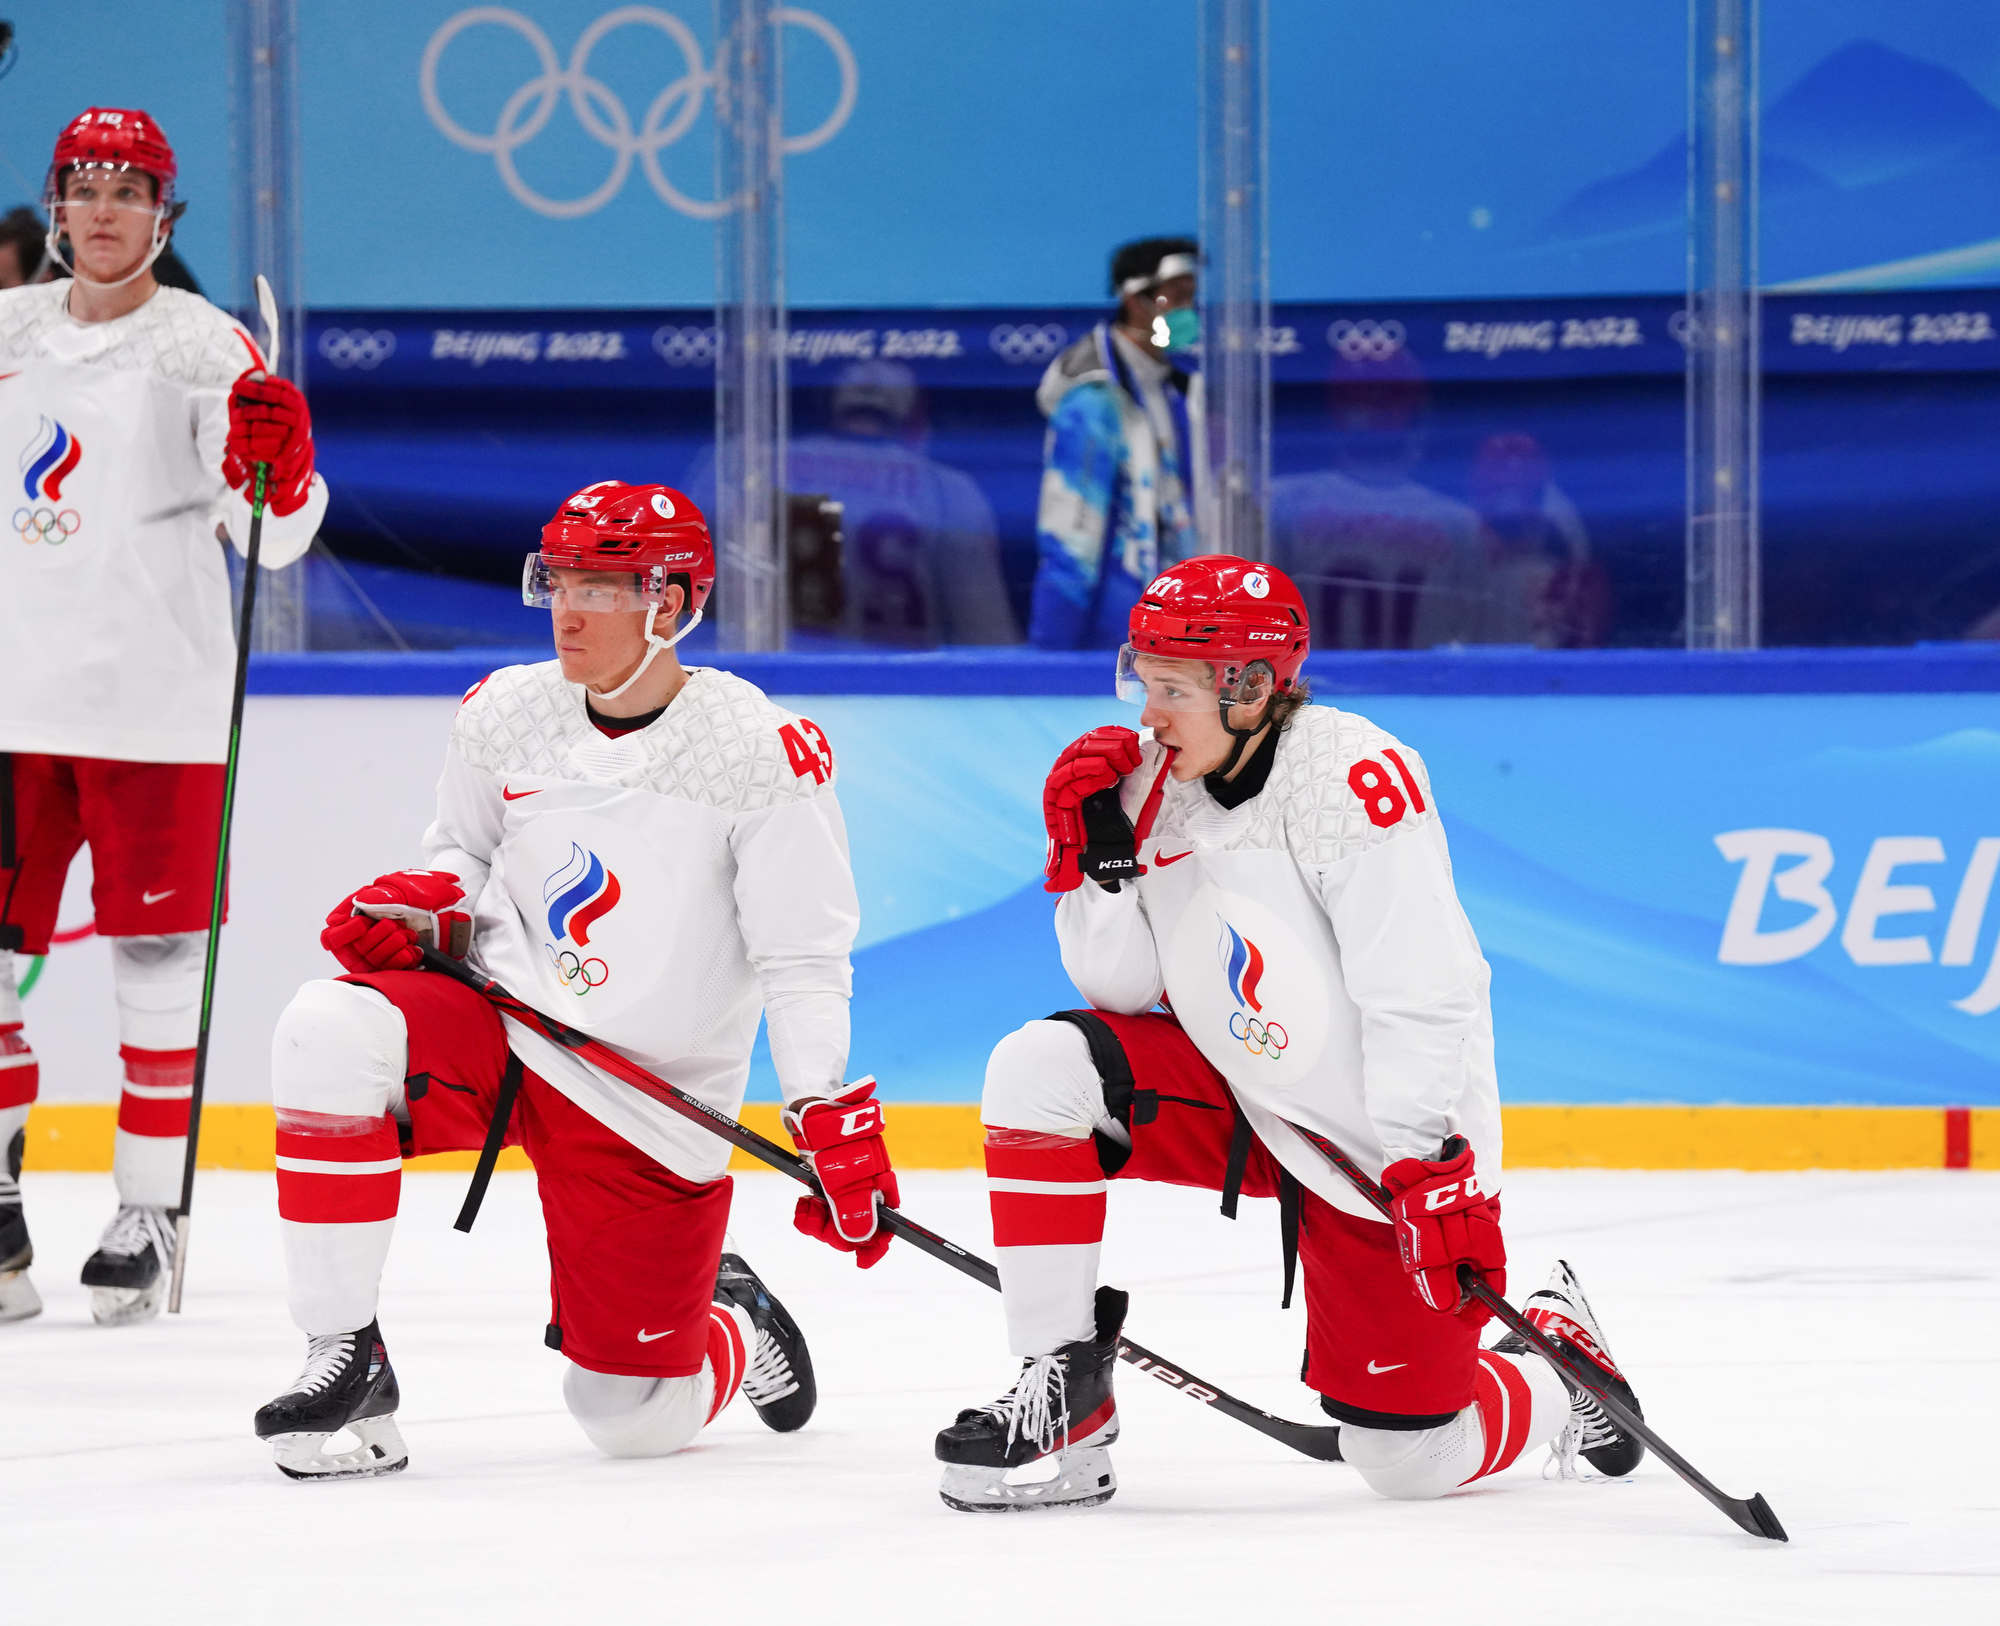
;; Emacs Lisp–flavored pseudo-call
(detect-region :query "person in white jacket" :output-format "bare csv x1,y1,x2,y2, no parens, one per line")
935,555,1646,1512
0,108,327,1326
252,482,900,1480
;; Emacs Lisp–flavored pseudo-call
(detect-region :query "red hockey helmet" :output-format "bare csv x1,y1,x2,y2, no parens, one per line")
526,481,716,700
46,107,179,213
1117,554,1310,711
526,481,714,613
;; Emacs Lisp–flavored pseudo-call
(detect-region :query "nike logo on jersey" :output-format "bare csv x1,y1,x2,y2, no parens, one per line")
1366,1360,1408,1375
635,1328,674,1343
141,888,176,905
502,786,541,800
1154,849,1194,867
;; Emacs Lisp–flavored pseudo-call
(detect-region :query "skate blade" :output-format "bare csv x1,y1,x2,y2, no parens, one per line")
0,1269,43,1323
269,1415,409,1481
939,1447,1117,1513
89,1278,164,1327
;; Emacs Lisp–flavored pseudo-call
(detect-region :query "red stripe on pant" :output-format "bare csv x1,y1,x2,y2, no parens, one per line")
705,1306,747,1423
275,1115,402,1225
1465,1351,1536,1482
985,1128,1107,1248
115,1045,195,1137
0,1024,38,1111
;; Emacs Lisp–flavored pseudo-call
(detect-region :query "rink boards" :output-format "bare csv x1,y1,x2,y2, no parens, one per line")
16,650,2000,1172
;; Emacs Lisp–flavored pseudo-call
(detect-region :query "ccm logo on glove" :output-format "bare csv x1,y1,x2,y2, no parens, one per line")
786,1077,899,1269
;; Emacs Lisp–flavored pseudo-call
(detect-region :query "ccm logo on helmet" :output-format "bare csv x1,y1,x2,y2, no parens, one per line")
1146,574,1183,596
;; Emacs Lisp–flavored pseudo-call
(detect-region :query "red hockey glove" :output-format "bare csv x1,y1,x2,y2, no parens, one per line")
1043,726,1143,894
1380,1136,1506,1325
224,369,315,517
786,1077,898,1268
321,870,471,975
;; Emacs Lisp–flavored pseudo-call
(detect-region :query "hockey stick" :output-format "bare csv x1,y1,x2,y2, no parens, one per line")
1286,1122,1787,1541
167,275,281,1315
418,949,1346,1463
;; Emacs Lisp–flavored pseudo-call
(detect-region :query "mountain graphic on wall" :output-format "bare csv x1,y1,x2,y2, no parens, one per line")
1529,41,2000,289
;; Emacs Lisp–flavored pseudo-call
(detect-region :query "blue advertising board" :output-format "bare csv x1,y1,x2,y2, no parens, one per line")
715,684,2000,1107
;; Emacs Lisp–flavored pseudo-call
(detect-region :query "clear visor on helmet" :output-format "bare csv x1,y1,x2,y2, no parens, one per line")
51,164,165,218
522,555,666,613
1114,645,1274,712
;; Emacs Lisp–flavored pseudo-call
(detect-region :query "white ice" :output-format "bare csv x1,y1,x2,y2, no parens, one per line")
6,1168,1996,1626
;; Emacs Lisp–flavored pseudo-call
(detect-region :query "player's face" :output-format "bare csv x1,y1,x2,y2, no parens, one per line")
547,567,685,692
549,568,652,689
57,168,160,283
1133,654,1273,779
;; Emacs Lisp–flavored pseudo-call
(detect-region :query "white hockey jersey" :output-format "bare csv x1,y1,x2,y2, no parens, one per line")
0,281,327,764
1055,705,1501,1224
426,661,861,1184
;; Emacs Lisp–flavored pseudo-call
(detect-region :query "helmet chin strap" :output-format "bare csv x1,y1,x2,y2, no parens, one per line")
1210,670,1275,779
45,212,171,291
590,605,703,702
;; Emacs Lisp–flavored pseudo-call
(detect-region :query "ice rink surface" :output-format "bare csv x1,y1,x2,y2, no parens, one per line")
7,1167,1996,1626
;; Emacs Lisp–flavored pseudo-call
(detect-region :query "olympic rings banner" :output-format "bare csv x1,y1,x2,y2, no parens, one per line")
8,2,2000,308
302,291,2000,394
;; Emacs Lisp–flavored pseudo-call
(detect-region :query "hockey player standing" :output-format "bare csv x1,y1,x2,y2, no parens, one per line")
0,109,327,1325
937,556,1645,1510
253,482,899,1478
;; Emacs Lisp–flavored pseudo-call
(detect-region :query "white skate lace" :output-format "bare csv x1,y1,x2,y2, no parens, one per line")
978,1354,1067,1454
96,1204,171,1260
742,1328,800,1404
286,1332,358,1399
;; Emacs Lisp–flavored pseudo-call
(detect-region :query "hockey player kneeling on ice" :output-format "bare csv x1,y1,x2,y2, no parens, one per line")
0,109,328,1328
254,483,896,1479
937,557,1644,1511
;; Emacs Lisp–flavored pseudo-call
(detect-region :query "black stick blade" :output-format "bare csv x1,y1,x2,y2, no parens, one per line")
1737,1492,1788,1543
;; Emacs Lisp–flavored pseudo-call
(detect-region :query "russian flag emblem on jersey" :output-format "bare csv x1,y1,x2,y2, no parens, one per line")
21,415,82,502
543,842,622,946
1217,918,1267,1013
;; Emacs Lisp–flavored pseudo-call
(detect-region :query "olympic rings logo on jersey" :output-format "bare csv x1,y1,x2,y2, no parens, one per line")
547,943,611,994
652,324,718,366
1228,1010,1288,1058
13,506,80,545
318,328,397,370
1326,319,1406,362
420,6,859,221
988,324,1069,365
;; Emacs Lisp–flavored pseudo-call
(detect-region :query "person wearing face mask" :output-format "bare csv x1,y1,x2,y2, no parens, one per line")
1027,237,1208,648
0,108,326,1328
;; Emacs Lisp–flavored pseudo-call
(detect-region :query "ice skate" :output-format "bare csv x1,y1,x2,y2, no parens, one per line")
935,1285,1126,1513
0,1127,40,1323
713,1251,817,1432
255,1320,408,1480
79,1203,174,1326
1495,1259,1646,1478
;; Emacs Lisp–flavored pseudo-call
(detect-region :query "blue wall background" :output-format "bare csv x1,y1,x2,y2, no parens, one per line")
7,2,2000,307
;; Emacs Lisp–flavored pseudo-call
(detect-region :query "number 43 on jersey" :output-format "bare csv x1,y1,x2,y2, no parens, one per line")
780,719,835,785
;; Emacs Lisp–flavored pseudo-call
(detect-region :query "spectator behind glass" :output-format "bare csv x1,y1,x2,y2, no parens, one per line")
787,360,1018,647
1027,236,1206,648
0,206,50,286
1272,347,1489,650
1467,432,1609,649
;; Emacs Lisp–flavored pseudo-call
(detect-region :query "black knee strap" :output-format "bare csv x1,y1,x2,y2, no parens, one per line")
453,1051,524,1234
